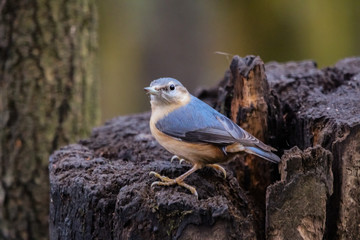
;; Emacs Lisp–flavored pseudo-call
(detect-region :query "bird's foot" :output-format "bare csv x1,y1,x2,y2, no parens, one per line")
207,164,226,179
149,171,198,198
170,155,186,164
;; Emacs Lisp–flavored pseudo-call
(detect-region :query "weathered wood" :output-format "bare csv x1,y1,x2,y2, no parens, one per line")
266,146,333,240
49,56,360,240
49,113,260,240
0,1,98,239
265,58,360,240
198,56,282,235
211,56,281,208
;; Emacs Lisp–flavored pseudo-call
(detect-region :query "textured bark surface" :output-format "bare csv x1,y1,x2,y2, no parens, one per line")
50,113,260,240
198,56,282,231
264,58,360,240
49,56,360,240
0,1,98,239
208,56,281,209
266,146,333,240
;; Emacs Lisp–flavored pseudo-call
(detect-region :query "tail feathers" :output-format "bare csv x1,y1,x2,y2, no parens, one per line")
244,146,281,163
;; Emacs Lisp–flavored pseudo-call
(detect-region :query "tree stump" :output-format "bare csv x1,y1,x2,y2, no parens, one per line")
50,56,360,240
264,58,360,240
49,114,260,240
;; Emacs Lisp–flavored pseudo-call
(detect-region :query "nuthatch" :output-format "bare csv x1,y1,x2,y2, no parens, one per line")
144,78,280,198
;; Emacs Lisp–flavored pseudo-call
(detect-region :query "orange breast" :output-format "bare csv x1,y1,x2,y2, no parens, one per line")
150,120,226,166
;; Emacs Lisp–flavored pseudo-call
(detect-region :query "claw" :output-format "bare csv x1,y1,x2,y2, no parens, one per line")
208,164,227,179
178,181,198,198
149,171,159,177
170,155,179,162
149,164,201,199
151,180,175,188
149,171,174,182
151,181,160,188
170,155,186,164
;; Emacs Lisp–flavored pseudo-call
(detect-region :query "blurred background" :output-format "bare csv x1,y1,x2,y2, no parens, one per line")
1,1,359,239
98,0,360,122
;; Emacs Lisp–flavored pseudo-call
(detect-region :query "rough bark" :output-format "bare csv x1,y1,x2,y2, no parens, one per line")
197,56,282,232
49,56,360,240
209,56,281,208
264,58,360,240
49,113,260,240
0,1,98,239
266,146,333,240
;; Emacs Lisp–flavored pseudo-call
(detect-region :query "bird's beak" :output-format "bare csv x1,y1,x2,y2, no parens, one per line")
144,86,158,95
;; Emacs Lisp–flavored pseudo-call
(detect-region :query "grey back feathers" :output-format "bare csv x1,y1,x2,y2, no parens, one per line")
155,96,229,144
156,95,277,155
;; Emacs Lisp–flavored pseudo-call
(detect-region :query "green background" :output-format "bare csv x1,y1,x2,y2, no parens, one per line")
98,0,360,122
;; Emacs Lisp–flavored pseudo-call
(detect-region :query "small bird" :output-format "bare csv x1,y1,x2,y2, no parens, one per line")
144,78,280,198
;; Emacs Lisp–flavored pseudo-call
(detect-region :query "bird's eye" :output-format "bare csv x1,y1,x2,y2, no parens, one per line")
169,84,175,91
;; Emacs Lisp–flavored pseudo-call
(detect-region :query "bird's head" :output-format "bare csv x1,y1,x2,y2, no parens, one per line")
144,78,190,107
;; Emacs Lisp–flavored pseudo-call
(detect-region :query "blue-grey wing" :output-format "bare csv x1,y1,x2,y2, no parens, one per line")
215,115,276,151
155,96,275,152
155,96,234,145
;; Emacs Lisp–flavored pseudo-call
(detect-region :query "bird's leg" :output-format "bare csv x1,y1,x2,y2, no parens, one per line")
207,164,226,179
225,143,245,153
149,163,201,198
170,155,186,164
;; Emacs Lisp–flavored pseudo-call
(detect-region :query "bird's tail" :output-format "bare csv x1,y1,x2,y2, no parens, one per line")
244,146,281,163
